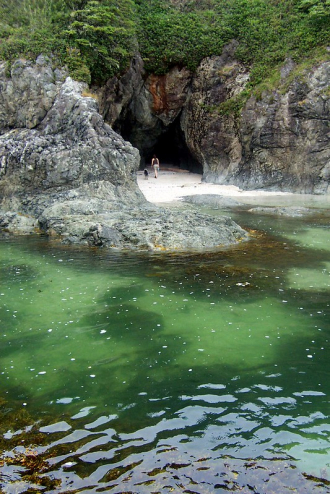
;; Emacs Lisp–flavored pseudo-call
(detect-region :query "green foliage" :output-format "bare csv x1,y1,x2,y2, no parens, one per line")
62,0,136,83
0,0,329,89
136,2,229,73
0,0,136,84
136,0,329,86
0,25,66,65
63,47,91,84
298,0,330,18
217,89,250,117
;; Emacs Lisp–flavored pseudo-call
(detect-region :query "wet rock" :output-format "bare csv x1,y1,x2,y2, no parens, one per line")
0,211,39,233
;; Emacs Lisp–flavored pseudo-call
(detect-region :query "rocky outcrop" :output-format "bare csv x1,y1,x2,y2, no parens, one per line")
0,56,248,250
0,56,142,214
181,54,330,193
0,55,67,132
235,61,330,193
100,43,329,194
98,55,194,167
182,42,249,182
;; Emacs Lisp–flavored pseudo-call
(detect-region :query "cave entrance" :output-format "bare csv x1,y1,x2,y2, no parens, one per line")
147,118,202,173
113,108,203,174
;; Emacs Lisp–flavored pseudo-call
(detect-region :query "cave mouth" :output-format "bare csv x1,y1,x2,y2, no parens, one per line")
113,109,203,174
145,120,202,174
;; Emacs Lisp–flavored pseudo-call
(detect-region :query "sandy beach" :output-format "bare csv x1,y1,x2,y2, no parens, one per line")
137,169,265,204
136,169,296,206
137,168,330,208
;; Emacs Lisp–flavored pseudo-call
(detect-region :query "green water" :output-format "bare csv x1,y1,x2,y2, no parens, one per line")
0,208,329,493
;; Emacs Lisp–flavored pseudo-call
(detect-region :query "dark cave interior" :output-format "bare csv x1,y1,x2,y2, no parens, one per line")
114,113,202,174
147,122,202,173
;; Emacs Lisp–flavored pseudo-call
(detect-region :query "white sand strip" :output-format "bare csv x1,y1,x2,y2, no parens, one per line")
137,170,291,205
137,170,330,208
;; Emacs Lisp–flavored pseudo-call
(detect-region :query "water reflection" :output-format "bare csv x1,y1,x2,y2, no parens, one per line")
0,209,329,492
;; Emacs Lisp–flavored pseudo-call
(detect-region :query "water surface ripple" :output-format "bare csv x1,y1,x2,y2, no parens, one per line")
0,208,329,493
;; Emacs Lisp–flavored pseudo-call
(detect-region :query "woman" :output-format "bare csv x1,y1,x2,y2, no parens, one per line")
151,155,160,178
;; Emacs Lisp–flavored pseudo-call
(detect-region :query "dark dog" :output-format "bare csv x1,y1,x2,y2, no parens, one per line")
144,168,149,179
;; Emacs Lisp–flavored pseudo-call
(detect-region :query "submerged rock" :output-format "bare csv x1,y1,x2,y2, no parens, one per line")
247,206,323,217
182,194,244,209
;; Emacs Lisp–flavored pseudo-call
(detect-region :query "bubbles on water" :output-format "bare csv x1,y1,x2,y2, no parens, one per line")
198,383,226,390
1,231,330,489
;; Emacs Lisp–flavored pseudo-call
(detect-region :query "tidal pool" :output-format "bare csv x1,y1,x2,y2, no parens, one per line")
0,207,329,493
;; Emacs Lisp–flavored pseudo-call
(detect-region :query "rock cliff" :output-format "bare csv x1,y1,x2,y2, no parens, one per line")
236,61,330,193
0,56,248,250
99,43,330,194
99,55,195,168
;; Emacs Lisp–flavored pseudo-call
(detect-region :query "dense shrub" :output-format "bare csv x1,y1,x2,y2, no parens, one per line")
0,0,329,86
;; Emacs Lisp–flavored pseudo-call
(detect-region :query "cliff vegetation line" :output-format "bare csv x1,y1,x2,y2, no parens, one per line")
0,0,329,88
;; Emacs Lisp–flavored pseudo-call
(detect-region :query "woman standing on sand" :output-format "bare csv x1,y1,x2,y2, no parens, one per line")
151,155,160,178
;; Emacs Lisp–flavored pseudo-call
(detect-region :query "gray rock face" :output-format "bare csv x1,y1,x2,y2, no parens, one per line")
98,56,194,166
183,52,330,194
0,56,248,251
102,44,329,194
97,55,146,131
182,42,248,181
0,55,67,132
236,62,330,193
37,205,248,251
0,73,141,204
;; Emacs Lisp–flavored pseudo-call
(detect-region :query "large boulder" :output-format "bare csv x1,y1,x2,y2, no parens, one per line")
0,61,142,210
